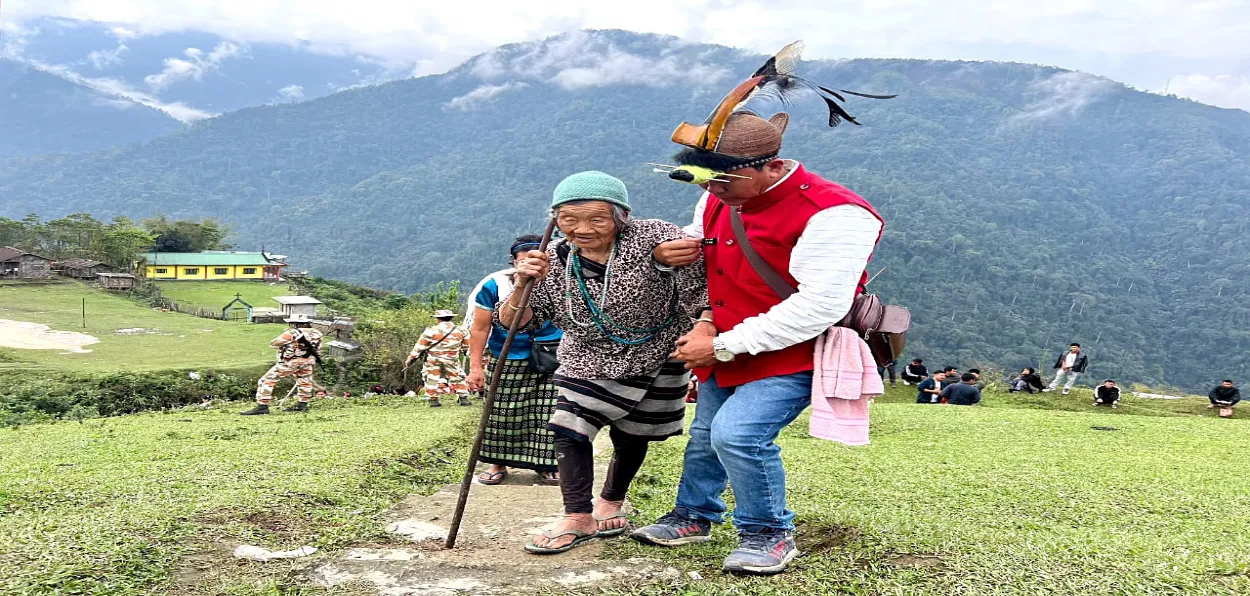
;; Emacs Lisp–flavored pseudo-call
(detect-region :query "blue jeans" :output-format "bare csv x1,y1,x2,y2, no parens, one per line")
675,372,812,534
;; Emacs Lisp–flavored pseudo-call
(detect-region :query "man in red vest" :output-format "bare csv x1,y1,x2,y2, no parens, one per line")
632,108,884,574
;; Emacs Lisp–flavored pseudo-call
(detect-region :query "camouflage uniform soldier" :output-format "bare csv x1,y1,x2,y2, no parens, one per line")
406,309,471,407
241,314,323,415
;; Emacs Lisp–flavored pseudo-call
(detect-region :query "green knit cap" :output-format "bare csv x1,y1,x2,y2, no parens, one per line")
551,171,630,212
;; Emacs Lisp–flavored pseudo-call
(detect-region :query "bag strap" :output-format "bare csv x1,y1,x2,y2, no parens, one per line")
419,322,455,356
729,207,796,300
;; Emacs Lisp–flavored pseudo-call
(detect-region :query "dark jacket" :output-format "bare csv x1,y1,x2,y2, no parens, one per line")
904,363,929,379
1053,352,1089,373
916,377,941,404
941,382,982,406
1022,373,1044,391
1210,386,1241,406
1095,386,1120,404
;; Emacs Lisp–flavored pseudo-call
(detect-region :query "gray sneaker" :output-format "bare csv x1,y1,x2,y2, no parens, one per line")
722,530,799,575
630,510,712,547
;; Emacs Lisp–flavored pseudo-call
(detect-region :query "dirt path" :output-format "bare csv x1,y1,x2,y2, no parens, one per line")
0,318,99,353
310,434,680,595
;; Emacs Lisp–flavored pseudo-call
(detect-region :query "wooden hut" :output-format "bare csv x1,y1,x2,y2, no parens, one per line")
58,258,116,279
96,272,137,290
0,246,53,279
272,296,323,319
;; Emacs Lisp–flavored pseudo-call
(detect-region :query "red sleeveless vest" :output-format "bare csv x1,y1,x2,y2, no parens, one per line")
697,164,883,388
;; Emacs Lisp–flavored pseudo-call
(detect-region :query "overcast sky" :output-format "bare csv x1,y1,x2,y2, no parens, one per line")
6,0,1250,111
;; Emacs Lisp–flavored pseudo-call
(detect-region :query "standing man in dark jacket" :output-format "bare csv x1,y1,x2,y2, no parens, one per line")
1044,343,1089,395
941,373,982,405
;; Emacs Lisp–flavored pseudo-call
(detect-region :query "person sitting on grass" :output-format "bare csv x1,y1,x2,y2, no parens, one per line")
1009,367,1045,393
968,368,986,391
940,373,982,406
1208,380,1241,418
916,371,947,404
901,358,928,385
1094,380,1121,408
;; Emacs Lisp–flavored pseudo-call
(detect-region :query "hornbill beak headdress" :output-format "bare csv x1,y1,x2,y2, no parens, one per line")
657,40,896,182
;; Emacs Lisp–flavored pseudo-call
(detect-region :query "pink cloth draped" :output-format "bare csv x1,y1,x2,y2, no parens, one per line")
809,326,883,446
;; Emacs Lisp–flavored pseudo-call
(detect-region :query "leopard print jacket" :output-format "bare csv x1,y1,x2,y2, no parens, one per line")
495,218,707,380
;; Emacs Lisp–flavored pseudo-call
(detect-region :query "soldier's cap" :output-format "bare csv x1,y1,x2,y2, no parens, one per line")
284,313,312,323
433,309,456,319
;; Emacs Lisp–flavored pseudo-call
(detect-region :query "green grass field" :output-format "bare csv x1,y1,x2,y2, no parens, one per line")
614,386,1250,596
0,281,285,372
0,396,476,595
3,374,1247,595
155,281,303,314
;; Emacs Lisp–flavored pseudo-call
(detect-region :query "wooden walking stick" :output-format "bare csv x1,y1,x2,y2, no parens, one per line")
445,218,558,549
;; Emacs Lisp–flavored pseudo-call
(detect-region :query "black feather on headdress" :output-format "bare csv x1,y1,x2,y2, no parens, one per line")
734,41,897,127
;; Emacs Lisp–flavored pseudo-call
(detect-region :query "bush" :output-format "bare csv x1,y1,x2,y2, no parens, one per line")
0,368,262,426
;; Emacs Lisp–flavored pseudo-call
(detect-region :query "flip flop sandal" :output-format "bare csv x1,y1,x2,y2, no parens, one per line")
594,511,630,537
477,470,507,485
539,471,560,485
524,528,597,554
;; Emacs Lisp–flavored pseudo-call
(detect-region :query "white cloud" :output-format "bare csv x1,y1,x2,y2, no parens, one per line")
1012,71,1117,122
469,31,729,91
144,41,246,90
277,84,305,100
87,42,129,69
18,59,211,122
1167,74,1250,112
10,1,1250,73
0,21,35,59
444,82,527,110
6,1,1250,112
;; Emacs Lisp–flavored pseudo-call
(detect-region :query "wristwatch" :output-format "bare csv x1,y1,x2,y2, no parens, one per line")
712,337,735,363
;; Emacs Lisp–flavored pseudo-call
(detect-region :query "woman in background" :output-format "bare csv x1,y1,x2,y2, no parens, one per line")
465,235,563,485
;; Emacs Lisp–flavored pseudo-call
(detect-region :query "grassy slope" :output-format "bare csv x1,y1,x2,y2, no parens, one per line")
4,373,1247,595
614,387,1250,596
154,281,301,313
0,281,283,372
0,397,476,595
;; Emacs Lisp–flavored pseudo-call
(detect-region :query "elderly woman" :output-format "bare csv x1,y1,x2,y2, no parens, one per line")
497,171,708,554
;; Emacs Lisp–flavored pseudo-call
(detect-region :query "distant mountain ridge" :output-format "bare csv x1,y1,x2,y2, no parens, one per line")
3,30,1250,391
1,17,413,155
0,57,183,156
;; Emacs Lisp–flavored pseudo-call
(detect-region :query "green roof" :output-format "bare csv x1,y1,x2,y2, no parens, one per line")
140,252,276,266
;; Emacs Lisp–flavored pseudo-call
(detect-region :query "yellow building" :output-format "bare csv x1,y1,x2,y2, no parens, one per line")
140,251,287,281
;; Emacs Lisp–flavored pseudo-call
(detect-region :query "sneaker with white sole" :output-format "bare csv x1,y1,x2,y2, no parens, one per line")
630,510,712,547
1062,388,1071,395
722,530,799,575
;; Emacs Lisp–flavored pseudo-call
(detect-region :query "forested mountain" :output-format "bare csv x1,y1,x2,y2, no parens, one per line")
0,58,182,156
3,30,1249,391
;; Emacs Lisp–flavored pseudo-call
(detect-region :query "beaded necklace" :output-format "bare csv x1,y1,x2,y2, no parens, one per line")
562,242,678,345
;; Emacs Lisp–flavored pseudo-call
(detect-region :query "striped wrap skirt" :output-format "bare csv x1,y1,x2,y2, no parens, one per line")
549,359,690,442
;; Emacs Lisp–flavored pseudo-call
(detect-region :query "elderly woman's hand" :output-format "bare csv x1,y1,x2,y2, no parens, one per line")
514,250,550,282
653,238,702,268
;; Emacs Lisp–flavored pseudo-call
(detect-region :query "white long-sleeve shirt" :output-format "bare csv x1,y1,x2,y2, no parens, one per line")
686,164,882,356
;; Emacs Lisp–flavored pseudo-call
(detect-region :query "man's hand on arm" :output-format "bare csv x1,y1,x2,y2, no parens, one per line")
672,333,717,369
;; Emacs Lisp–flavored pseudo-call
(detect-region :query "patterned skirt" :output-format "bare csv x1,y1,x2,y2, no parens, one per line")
549,359,690,443
479,354,559,472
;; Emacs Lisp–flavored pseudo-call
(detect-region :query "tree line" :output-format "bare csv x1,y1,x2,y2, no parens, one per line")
0,213,232,269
